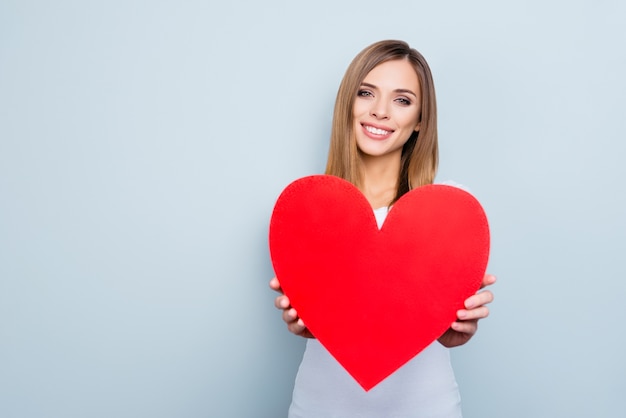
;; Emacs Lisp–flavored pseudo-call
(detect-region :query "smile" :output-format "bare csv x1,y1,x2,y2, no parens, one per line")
364,125,393,136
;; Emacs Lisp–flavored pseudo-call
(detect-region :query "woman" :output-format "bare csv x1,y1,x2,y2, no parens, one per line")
270,40,496,417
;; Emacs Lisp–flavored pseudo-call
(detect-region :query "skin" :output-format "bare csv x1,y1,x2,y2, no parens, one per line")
270,59,495,347
354,59,422,209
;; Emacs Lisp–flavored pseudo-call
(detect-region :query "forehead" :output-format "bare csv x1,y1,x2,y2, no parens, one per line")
362,59,420,92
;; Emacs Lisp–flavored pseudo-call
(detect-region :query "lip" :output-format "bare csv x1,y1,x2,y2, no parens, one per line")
360,123,394,140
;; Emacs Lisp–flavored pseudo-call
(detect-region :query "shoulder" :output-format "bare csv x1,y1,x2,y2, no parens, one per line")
435,179,473,195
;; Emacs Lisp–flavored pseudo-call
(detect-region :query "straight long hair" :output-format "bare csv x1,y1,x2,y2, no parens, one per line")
325,40,438,204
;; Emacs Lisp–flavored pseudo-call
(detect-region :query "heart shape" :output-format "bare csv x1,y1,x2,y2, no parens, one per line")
269,175,490,391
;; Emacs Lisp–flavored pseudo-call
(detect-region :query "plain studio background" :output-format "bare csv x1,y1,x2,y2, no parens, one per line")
1,1,624,417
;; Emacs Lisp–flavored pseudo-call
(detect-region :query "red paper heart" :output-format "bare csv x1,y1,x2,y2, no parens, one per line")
269,175,489,391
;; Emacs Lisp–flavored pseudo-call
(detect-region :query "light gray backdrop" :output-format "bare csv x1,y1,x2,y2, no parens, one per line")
1,1,624,417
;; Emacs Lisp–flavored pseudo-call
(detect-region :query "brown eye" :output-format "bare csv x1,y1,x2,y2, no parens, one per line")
357,89,373,97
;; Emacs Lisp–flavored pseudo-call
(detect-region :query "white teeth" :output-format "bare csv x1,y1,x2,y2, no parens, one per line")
365,125,390,135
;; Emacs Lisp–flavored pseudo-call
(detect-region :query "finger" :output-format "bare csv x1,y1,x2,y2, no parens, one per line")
480,274,497,289
298,329,315,339
288,322,307,335
274,295,291,310
282,307,299,323
450,319,478,336
287,317,307,334
457,306,490,321
269,277,283,293
464,289,494,309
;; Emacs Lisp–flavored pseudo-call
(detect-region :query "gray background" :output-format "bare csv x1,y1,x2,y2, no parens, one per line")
1,1,624,417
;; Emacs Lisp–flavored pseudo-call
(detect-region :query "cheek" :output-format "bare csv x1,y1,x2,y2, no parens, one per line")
352,100,369,118
402,110,421,131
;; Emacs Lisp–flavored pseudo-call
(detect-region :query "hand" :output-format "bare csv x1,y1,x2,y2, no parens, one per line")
269,277,315,338
438,274,496,348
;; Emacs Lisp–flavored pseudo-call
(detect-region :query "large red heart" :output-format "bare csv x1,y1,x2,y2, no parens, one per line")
269,175,489,391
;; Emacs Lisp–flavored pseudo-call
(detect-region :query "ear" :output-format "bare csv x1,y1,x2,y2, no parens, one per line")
414,122,421,132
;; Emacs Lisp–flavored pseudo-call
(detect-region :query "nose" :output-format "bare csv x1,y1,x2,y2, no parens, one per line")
370,97,389,120
370,100,389,119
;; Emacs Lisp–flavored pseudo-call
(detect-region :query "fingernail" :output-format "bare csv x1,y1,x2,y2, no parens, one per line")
457,310,467,319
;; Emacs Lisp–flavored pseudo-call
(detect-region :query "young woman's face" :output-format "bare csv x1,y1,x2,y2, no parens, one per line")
353,59,421,160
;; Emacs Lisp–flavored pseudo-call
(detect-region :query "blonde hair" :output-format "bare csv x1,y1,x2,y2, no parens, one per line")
325,40,438,203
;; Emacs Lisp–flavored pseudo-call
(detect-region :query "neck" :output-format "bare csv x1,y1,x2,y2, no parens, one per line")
359,150,402,209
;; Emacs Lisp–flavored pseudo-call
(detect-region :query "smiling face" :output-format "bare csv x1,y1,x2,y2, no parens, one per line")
353,59,422,162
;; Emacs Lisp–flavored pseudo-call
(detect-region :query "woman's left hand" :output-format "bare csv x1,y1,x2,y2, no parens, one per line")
438,273,496,348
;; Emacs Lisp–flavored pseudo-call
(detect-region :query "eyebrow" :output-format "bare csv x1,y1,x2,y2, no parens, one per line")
360,82,418,98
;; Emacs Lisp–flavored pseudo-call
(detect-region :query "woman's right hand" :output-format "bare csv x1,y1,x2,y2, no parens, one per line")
269,277,315,338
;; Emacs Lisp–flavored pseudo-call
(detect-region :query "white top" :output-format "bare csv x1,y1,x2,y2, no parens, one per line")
288,206,462,418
